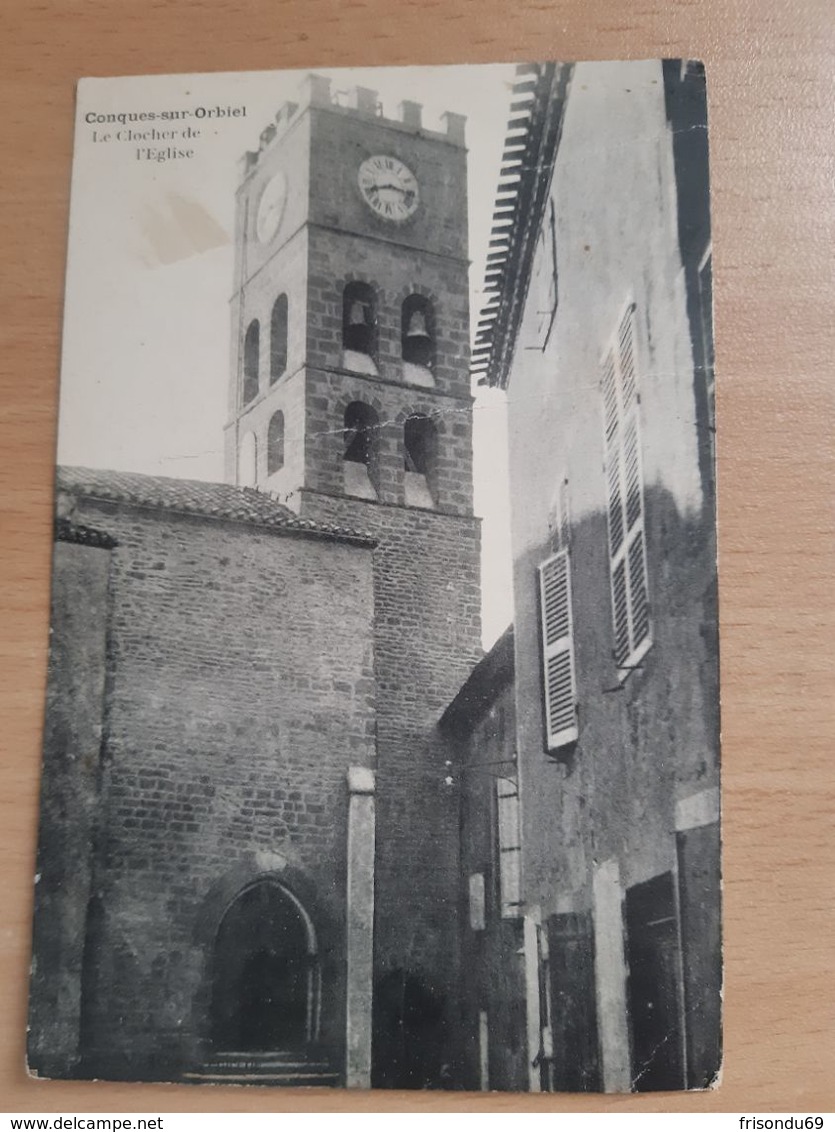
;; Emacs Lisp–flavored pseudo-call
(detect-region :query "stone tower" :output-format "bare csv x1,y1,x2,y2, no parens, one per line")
226,74,482,1085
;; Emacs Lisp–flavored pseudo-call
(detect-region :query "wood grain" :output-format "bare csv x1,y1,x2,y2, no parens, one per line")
1,0,832,1112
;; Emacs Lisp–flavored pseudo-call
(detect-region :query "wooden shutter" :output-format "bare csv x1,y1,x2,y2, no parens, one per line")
538,549,578,749
602,305,651,670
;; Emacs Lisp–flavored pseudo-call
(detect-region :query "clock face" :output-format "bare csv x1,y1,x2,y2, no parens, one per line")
255,171,287,244
358,156,419,223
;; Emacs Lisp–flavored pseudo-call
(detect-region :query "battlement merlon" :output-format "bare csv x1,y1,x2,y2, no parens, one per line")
238,72,467,181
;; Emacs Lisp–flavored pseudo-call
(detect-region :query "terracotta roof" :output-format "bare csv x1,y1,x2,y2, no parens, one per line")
56,466,376,547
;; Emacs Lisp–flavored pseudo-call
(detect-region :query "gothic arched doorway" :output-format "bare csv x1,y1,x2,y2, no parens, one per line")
210,880,319,1052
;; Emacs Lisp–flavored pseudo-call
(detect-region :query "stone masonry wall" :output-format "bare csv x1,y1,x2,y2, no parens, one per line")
221,80,481,1085
28,538,111,1079
307,103,468,266
305,226,471,403
55,492,375,1080
303,366,474,514
300,488,482,1069
295,116,479,1078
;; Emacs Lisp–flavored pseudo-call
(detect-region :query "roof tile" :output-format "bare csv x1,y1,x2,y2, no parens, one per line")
56,467,375,547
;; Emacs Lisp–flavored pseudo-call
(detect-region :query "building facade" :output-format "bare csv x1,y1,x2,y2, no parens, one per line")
30,471,379,1085
470,60,720,1092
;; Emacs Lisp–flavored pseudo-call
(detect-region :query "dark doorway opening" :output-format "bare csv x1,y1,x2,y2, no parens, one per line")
624,871,686,1091
677,823,722,1088
210,881,317,1052
371,968,448,1089
546,911,601,1092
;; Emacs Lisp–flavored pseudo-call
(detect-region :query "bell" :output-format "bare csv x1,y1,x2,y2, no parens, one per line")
404,307,433,369
349,300,370,326
406,309,429,338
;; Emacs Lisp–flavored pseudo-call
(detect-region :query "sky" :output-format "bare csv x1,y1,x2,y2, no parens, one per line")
58,64,517,647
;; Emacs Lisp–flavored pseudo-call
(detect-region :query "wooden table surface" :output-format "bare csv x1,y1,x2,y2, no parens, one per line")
1,0,832,1114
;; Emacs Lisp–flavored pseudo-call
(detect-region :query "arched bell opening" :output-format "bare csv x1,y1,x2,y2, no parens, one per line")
209,880,320,1053
343,401,381,500
401,295,436,387
403,413,438,509
342,282,378,375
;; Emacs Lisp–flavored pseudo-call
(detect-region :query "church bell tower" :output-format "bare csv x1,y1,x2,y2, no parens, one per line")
226,74,482,1087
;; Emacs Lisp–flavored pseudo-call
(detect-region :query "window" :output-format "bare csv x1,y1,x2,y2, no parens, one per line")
403,413,437,508
401,295,435,380
496,776,522,918
601,304,651,672
242,319,260,405
342,282,377,364
270,294,288,384
538,549,579,749
343,401,379,499
267,410,285,475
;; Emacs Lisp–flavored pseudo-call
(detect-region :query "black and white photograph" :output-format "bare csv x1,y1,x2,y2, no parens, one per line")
28,58,720,1094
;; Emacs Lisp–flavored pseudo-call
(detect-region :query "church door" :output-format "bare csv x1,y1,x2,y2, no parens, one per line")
210,881,317,1052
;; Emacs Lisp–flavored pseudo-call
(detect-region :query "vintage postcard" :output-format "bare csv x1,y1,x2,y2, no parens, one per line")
29,59,720,1092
